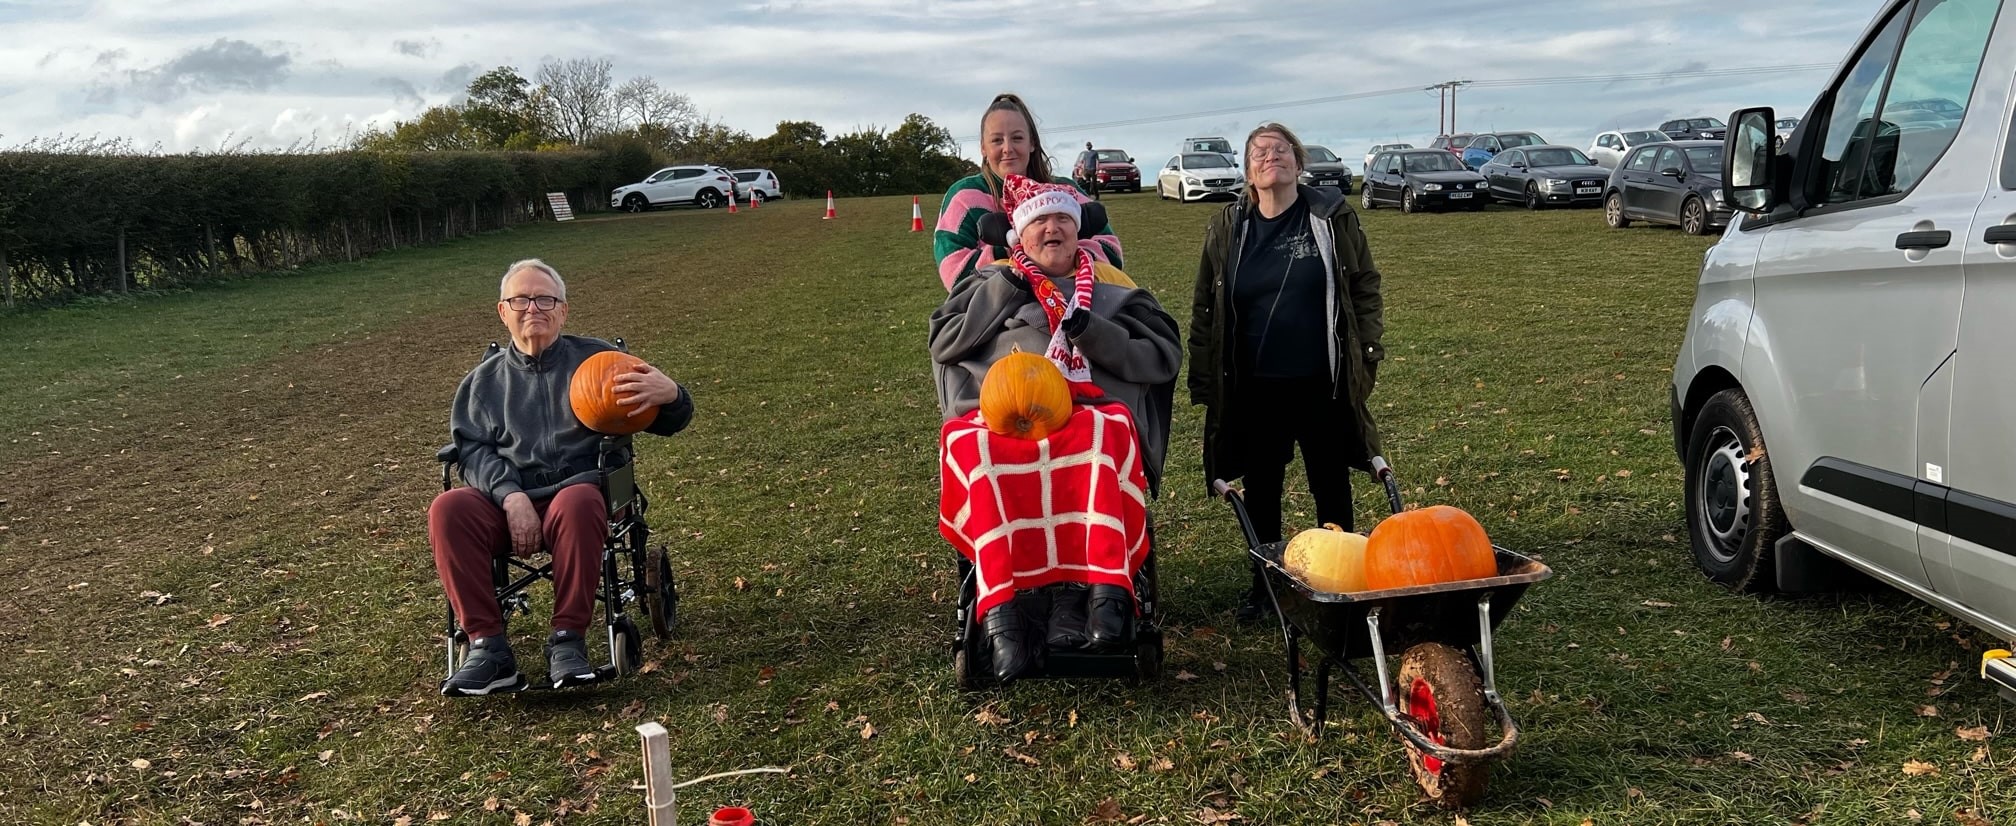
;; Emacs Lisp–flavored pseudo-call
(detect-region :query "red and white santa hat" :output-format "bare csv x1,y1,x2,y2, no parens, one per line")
1002,174,1082,246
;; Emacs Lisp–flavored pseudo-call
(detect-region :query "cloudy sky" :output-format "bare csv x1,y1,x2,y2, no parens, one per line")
1,0,1885,171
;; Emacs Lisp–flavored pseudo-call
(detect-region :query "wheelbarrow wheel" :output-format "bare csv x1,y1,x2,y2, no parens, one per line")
1396,642,1492,808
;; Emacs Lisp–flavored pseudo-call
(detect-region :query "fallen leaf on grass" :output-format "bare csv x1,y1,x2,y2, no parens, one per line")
206,614,233,628
1112,752,1136,771
514,812,532,826
1175,670,1199,682
1969,746,1989,763
298,691,329,703
130,758,151,771
1069,709,1079,728
619,699,645,720
483,797,501,812
1901,759,1939,776
973,709,1010,727
963,773,977,783
1149,757,1175,773
712,705,729,725
1955,725,1990,742
1729,751,1756,762
1195,807,1242,824
1641,600,1675,609
757,666,776,685
1086,798,1126,824
1004,746,1040,766
316,750,333,763
1918,705,1941,718
1954,809,1992,826
637,660,661,674
733,577,748,592
860,722,876,740
392,818,413,826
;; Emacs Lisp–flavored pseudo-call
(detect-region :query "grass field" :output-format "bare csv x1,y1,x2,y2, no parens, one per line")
0,191,2008,825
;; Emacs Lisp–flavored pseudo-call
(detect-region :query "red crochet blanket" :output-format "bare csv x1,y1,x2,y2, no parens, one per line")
939,403,1149,619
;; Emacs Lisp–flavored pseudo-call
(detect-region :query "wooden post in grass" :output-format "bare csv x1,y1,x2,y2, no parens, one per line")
205,224,218,275
637,723,676,826
116,227,128,292
1,246,12,308
342,221,354,262
386,211,396,249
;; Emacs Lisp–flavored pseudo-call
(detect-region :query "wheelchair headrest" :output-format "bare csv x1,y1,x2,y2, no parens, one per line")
974,201,1109,249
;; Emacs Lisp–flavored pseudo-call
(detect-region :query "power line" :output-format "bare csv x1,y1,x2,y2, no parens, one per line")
955,63,1836,141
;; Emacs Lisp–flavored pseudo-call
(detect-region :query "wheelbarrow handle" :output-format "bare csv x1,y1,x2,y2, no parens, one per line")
1369,456,1404,515
1211,479,1267,553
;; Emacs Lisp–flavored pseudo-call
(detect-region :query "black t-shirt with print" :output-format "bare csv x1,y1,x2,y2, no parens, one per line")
1233,196,1328,379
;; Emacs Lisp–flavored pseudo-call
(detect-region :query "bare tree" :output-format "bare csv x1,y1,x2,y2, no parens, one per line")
613,76,697,131
535,57,615,144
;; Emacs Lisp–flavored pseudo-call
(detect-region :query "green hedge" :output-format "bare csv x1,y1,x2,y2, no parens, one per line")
0,149,640,306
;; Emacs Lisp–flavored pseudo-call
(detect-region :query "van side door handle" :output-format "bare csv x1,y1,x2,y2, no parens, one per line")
1896,230,1953,250
1985,224,2016,245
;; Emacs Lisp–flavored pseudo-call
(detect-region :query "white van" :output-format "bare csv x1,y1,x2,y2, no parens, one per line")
1671,0,2016,699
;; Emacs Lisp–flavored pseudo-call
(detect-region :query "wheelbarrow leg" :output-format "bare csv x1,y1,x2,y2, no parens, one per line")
1313,656,1332,733
1286,625,1314,736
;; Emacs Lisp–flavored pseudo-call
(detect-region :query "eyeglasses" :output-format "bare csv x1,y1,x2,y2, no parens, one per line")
502,295,563,312
1249,145,1296,160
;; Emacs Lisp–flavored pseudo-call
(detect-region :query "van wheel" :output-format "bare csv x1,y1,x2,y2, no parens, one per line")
1683,388,1788,593
1681,196,1710,235
1605,192,1631,228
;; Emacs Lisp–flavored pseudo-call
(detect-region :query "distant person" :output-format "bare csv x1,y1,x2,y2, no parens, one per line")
1188,123,1385,622
933,93,1122,291
1078,141,1102,202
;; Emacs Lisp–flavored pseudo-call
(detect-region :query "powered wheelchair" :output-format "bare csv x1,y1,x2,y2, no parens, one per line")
948,200,1168,688
435,339,678,696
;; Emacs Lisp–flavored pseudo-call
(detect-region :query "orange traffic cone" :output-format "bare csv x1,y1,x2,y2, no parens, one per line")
909,196,924,232
727,187,739,214
749,192,760,210
822,190,837,220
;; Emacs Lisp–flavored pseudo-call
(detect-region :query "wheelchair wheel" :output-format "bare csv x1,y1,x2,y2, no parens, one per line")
954,647,986,691
1133,637,1164,683
644,544,678,639
612,615,643,676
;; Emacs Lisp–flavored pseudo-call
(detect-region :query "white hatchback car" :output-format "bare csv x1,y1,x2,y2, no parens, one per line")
1673,0,2015,701
1587,129,1671,169
732,168,783,203
1364,142,1415,172
1156,152,1244,203
610,165,739,212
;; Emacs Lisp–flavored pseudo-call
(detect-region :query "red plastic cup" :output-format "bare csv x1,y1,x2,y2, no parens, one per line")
709,807,754,826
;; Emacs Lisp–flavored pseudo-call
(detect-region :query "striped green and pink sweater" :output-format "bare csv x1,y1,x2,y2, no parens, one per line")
932,173,1122,290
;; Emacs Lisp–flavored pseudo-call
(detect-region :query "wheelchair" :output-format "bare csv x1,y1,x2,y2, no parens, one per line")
435,340,678,696
950,203,1167,688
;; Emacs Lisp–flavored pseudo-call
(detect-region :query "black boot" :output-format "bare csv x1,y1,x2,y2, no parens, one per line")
1046,583,1089,650
1235,560,1274,623
983,604,1031,683
1086,584,1132,647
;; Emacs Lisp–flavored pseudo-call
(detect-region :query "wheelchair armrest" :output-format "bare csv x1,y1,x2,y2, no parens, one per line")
436,444,460,464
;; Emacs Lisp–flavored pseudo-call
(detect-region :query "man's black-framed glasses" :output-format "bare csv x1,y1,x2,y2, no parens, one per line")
502,295,563,312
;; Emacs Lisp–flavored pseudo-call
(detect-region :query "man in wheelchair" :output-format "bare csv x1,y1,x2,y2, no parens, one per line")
430,259,694,695
930,176,1181,682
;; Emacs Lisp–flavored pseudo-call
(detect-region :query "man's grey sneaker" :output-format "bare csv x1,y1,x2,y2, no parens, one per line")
546,629,597,688
442,637,524,697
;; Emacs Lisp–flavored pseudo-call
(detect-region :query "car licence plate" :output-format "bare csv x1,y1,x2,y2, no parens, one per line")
1576,186,1599,195
1449,192,1473,199
1316,179,1339,186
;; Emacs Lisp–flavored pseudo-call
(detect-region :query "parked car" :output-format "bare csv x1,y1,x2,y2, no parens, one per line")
1360,149,1488,213
1602,140,1728,234
1180,136,1237,164
1156,152,1243,203
1074,148,1141,194
1659,117,1727,141
1588,129,1671,169
732,168,783,203
1460,132,1546,170
1477,145,1607,209
1429,133,1476,157
610,165,739,212
1672,0,2016,706
1364,142,1415,171
1774,116,1801,141
1300,145,1354,193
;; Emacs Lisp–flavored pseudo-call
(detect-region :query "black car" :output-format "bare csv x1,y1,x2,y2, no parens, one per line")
1660,117,1727,141
1603,140,1731,235
1477,145,1608,209
1299,144,1354,193
1361,150,1489,212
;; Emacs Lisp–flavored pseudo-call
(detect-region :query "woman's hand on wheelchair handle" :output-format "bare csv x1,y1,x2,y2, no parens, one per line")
502,492,541,557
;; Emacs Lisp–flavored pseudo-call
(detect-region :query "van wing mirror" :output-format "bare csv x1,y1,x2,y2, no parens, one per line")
1725,106,1779,214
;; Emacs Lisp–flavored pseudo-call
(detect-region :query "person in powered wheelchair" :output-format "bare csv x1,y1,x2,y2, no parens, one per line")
430,258,694,696
929,175,1180,685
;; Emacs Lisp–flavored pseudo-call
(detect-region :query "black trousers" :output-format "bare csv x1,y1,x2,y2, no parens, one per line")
1225,375,1357,545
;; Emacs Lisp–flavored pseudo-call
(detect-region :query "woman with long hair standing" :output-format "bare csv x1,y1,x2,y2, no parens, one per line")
1189,122,1386,621
933,93,1122,291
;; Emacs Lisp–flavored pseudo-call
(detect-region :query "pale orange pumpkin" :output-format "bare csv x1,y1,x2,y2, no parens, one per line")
569,350,658,435
1283,524,1370,593
980,348,1072,440
1362,506,1498,590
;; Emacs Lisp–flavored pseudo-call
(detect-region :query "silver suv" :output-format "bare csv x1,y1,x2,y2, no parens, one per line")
1672,0,2014,700
732,168,783,203
609,165,739,212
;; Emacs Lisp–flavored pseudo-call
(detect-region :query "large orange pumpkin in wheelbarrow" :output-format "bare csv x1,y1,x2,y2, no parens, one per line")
1362,506,1498,590
570,350,659,435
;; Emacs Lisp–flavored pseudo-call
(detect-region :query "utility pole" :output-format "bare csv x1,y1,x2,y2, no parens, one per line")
1429,80,1471,137
1448,79,1471,135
